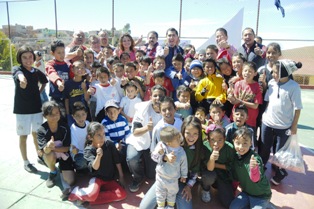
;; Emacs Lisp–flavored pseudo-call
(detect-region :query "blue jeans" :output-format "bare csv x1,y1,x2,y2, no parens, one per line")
258,123,290,166
230,192,270,209
126,144,156,182
139,181,192,209
40,90,49,104
74,153,88,170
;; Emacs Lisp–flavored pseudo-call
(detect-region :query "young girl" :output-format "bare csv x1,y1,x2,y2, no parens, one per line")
13,45,48,173
230,127,271,209
68,122,127,205
202,126,235,207
151,126,188,209
259,60,302,185
115,33,137,61
37,101,75,193
195,58,226,114
140,115,205,209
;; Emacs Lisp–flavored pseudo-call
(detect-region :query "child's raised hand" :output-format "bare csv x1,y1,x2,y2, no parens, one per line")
250,155,258,168
19,76,28,89
212,98,222,105
121,76,128,86
81,79,87,90
218,40,228,49
184,101,191,110
76,46,83,57
96,143,103,157
158,143,165,155
180,177,186,183
147,116,153,131
116,141,122,151
87,85,95,95
57,80,65,92
47,136,55,149
210,146,219,161
110,77,117,86
165,151,176,163
147,63,154,74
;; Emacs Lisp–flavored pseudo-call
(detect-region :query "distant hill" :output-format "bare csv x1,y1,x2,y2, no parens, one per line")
282,46,314,75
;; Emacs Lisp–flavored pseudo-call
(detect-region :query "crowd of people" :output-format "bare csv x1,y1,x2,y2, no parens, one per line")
12,26,303,209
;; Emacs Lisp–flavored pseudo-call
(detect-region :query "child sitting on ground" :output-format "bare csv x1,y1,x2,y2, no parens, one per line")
70,101,90,172
230,127,271,209
151,126,188,209
68,122,127,206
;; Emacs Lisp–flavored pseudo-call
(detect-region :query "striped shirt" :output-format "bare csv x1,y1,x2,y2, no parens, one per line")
101,115,130,145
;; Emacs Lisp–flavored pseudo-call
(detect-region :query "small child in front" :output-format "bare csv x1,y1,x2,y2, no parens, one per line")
151,126,188,209
68,122,127,205
230,127,271,209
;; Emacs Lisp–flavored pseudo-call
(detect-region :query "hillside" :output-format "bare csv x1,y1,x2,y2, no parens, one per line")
282,46,314,75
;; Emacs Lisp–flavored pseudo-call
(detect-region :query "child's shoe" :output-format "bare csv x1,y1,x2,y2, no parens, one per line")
24,163,38,173
46,172,57,188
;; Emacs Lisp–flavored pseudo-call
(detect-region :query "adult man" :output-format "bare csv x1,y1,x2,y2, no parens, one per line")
237,27,266,69
65,30,87,63
156,28,184,69
142,31,159,61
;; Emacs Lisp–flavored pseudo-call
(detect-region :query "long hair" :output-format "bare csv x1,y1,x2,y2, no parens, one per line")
181,115,204,169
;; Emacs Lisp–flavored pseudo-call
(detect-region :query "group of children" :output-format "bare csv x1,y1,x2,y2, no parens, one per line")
12,28,302,208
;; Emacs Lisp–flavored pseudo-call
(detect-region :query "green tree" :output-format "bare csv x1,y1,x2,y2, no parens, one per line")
0,31,18,71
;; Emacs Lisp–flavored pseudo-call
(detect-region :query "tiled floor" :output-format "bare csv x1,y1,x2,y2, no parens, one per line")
0,76,313,209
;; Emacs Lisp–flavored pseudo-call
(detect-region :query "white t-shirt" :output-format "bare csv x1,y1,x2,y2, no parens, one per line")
120,96,142,123
93,83,120,116
70,121,90,155
262,79,303,129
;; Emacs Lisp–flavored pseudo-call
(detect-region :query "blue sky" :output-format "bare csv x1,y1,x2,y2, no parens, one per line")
0,0,313,49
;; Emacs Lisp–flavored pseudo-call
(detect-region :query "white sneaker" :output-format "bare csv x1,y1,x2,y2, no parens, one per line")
201,190,211,203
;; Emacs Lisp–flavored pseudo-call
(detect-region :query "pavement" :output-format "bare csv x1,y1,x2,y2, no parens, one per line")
0,75,313,209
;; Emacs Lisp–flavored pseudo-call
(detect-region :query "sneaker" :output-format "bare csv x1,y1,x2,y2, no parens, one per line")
75,200,89,207
129,180,143,193
46,172,57,188
201,190,211,203
271,168,288,185
60,188,72,201
24,163,38,173
37,157,45,165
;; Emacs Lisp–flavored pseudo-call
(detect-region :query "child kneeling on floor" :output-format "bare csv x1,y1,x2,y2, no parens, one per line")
68,122,126,205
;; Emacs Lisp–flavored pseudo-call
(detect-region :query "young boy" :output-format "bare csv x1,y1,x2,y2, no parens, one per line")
175,85,192,119
63,60,90,126
165,54,187,101
144,70,173,101
151,96,183,151
101,100,130,165
112,62,126,99
13,45,48,173
121,62,146,100
70,101,90,172
87,67,120,122
195,107,209,141
205,45,218,60
208,103,230,128
225,105,255,149
120,82,142,126
139,56,152,79
88,61,101,121
120,52,131,65
227,61,262,129
46,40,70,112
126,85,166,192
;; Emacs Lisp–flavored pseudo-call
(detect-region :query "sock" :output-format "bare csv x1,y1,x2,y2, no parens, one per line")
50,170,57,175
24,160,30,166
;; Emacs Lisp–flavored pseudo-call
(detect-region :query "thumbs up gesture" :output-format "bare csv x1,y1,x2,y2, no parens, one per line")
254,44,263,56
47,136,55,150
71,145,78,155
258,70,266,85
19,76,28,89
110,77,117,86
165,151,176,163
210,146,219,161
87,85,95,95
96,143,103,157
57,80,65,92
147,117,153,131
250,155,258,168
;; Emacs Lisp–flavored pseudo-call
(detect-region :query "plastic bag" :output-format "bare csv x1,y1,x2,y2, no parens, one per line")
269,134,305,174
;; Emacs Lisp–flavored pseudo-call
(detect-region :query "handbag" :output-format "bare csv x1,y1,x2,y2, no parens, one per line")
269,134,305,174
